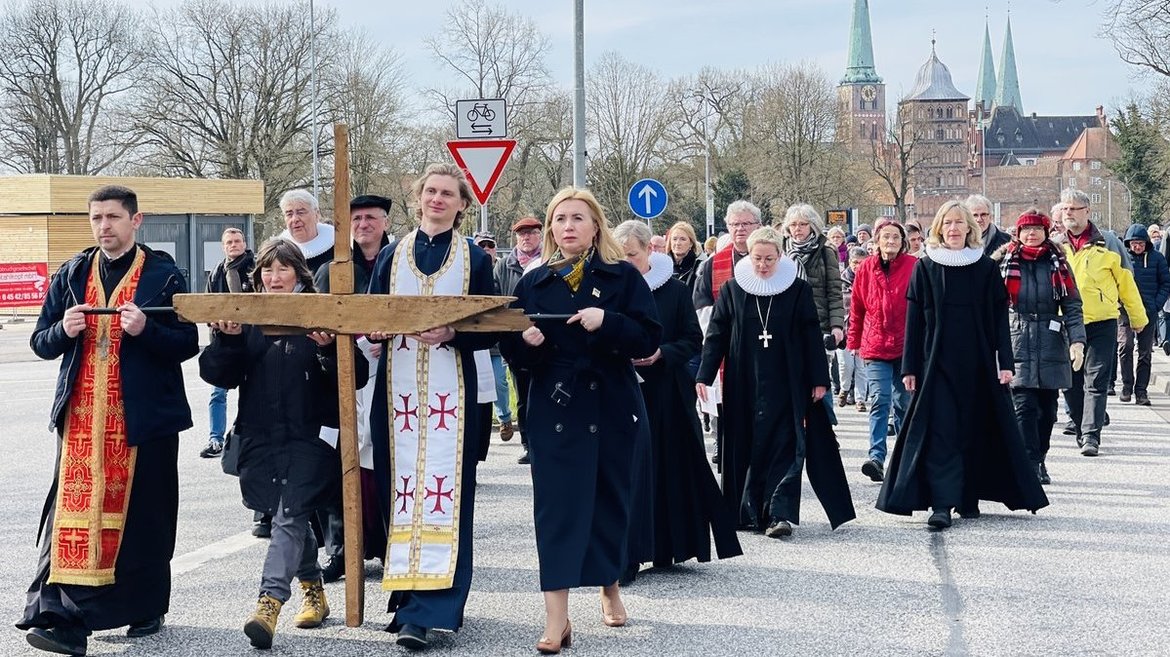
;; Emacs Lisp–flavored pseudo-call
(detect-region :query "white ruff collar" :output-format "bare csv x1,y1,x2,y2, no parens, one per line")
733,254,797,296
279,223,336,259
643,252,673,291
925,245,983,267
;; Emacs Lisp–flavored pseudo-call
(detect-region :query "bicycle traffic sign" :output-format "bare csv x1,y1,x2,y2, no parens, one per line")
456,98,507,139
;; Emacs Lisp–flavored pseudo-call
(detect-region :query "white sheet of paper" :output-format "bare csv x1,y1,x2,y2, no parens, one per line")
1049,320,1062,332
319,426,339,449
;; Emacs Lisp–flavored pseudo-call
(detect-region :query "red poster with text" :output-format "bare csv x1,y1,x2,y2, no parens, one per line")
0,262,49,307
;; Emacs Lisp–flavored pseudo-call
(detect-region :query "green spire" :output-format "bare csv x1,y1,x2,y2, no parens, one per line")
995,15,1023,113
841,0,882,84
975,21,997,111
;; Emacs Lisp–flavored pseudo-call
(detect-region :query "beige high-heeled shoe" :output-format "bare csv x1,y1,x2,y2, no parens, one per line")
600,594,627,627
536,620,572,654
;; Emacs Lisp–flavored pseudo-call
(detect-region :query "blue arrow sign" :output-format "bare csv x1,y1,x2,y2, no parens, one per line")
628,178,668,220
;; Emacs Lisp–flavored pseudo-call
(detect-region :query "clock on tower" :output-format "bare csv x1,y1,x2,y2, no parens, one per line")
861,85,877,102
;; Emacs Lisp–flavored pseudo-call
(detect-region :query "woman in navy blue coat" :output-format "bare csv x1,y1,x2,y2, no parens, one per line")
500,187,661,654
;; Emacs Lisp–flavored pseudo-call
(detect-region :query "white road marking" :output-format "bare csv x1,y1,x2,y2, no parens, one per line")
172,530,260,575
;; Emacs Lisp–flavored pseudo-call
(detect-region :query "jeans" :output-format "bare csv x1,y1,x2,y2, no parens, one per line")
490,354,511,423
1064,319,1117,444
208,385,227,444
1157,309,1167,345
841,350,867,398
260,503,321,602
1118,320,1156,396
1012,387,1058,464
863,358,909,464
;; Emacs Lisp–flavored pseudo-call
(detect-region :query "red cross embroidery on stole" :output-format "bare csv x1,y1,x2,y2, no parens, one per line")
424,475,454,514
395,394,418,432
429,393,457,430
395,475,414,514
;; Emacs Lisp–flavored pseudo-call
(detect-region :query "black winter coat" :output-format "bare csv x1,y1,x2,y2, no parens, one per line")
199,320,368,517
1007,258,1087,390
32,244,198,442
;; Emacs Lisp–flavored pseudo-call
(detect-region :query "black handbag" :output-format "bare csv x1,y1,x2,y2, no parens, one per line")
221,427,241,476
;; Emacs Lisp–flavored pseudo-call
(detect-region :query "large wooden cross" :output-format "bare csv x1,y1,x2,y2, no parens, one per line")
172,124,528,626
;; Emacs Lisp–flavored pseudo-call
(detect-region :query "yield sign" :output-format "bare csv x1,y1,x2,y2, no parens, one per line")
447,139,516,205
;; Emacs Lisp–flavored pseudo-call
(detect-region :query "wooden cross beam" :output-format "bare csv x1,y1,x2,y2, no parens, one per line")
172,124,528,626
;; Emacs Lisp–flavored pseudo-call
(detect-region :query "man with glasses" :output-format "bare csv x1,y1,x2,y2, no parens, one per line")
278,189,336,273
1058,188,1146,457
964,194,1012,256
693,201,763,466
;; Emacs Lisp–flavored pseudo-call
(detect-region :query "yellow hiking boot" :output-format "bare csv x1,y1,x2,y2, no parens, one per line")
244,594,283,649
293,579,330,628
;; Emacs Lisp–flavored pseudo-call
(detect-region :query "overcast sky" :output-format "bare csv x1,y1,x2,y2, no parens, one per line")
348,0,1142,118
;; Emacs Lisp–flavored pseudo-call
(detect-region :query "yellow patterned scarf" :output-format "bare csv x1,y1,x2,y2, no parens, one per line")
555,247,593,293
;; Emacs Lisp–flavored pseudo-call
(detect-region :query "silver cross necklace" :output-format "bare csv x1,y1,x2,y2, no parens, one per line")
755,296,774,348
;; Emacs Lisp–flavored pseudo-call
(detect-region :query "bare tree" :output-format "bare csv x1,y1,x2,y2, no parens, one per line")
0,0,146,174
1102,0,1170,78
870,116,929,223
422,0,552,232
136,0,338,232
326,34,410,199
741,62,853,210
587,51,671,221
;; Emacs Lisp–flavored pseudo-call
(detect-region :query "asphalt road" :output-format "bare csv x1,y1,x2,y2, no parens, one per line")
0,319,1167,656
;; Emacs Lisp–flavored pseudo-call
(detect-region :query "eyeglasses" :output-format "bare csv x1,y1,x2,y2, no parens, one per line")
973,212,991,218
728,221,761,230
1065,206,1088,212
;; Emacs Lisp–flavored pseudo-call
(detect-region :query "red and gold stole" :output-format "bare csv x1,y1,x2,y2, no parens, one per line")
47,248,146,586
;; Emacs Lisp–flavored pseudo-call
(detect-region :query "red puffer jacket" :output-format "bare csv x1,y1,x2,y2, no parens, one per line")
846,253,917,361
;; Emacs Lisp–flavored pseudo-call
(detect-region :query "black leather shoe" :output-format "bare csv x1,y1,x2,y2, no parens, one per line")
1039,462,1051,485
252,520,271,538
396,624,429,650
126,615,164,638
321,555,344,583
1062,421,1077,436
927,509,952,530
861,459,884,482
764,519,793,538
1136,395,1151,406
958,505,980,519
26,626,88,655
517,451,531,465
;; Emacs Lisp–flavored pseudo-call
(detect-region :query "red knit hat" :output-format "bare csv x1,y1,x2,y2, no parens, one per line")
1016,210,1051,231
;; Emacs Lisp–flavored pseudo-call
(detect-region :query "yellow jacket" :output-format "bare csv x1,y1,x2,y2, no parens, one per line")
1063,242,1148,328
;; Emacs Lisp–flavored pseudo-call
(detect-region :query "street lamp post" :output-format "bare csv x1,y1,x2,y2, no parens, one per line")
693,91,715,239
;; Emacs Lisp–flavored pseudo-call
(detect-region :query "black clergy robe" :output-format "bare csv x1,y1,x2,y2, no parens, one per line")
637,277,741,565
367,229,497,632
877,255,1049,516
697,274,854,530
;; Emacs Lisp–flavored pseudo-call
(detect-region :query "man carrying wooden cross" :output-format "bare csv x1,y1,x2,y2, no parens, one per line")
367,163,498,651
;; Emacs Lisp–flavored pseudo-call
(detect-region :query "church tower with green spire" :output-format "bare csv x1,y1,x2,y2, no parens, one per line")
838,0,886,151
974,20,997,118
994,15,1023,114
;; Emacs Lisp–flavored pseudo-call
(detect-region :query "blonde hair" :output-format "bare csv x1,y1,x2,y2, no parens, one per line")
703,236,718,254
746,226,785,254
542,187,624,265
667,221,701,255
927,200,983,249
410,163,476,229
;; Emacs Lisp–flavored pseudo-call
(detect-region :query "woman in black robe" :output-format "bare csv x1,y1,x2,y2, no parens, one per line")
697,226,855,539
613,221,742,577
500,188,661,654
877,201,1049,529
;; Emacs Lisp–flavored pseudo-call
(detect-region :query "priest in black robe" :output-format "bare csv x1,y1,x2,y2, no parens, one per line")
697,226,855,539
613,222,741,577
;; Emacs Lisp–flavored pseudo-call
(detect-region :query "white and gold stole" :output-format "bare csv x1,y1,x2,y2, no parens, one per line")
382,232,469,591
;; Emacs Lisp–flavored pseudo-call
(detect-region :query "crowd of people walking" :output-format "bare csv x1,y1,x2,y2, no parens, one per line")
16,175,1162,655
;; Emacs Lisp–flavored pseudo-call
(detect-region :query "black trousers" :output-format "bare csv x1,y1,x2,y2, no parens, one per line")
513,367,531,448
1118,320,1156,396
1012,387,1058,464
1064,319,1117,443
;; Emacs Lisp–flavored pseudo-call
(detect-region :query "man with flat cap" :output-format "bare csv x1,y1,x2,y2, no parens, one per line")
312,194,392,581
494,216,543,463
